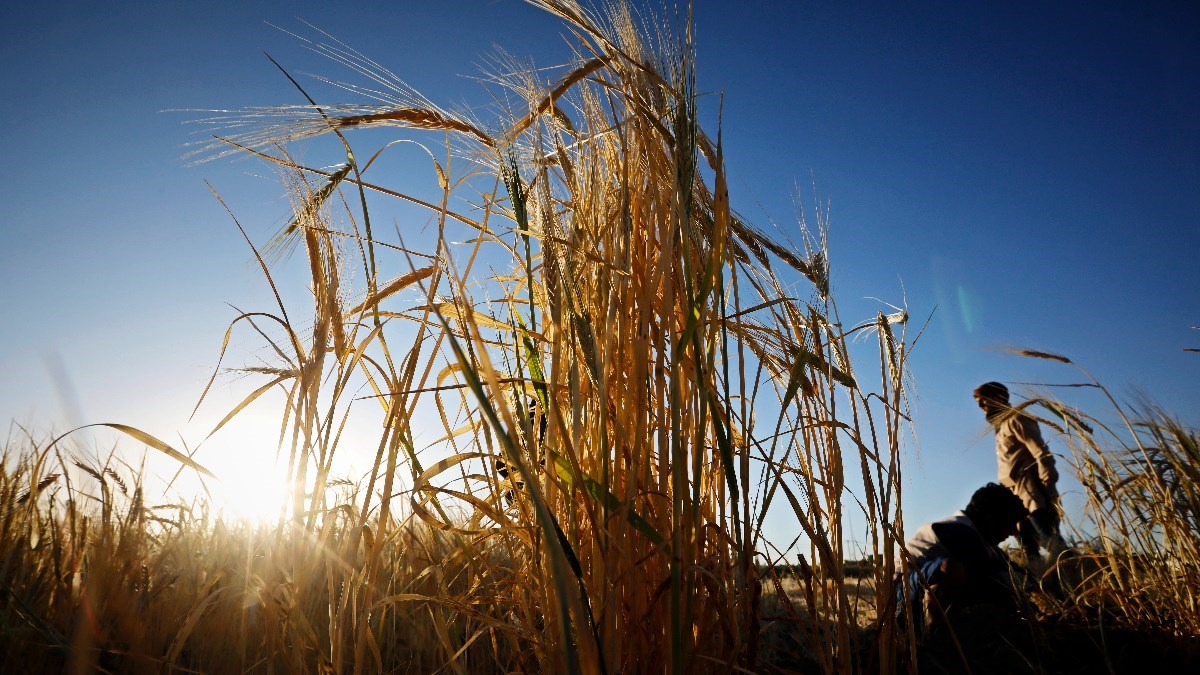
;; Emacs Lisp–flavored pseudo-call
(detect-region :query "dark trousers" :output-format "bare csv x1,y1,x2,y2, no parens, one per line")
1018,507,1063,559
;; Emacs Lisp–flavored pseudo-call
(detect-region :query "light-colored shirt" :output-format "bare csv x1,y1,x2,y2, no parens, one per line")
905,511,977,565
991,413,1059,511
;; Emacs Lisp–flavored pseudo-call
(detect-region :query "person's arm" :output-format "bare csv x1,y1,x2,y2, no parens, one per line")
925,558,966,627
1016,416,1058,485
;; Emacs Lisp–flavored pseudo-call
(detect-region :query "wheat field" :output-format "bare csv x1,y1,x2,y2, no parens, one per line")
2,2,1197,673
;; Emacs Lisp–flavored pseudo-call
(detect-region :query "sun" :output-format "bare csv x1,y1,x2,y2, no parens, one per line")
194,410,297,524
209,452,294,524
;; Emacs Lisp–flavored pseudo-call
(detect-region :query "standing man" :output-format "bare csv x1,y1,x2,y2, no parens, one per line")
973,381,1065,562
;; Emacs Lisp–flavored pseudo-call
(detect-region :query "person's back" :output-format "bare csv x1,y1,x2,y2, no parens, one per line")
897,484,1027,638
906,511,1017,609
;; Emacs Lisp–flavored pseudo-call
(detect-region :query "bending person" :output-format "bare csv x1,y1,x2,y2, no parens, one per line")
898,483,1028,639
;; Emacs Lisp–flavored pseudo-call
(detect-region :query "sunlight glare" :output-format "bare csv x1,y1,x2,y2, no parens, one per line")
210,451,293,524
199,411,296,524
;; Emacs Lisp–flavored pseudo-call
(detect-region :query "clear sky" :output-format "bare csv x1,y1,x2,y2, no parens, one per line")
2,1,1197,543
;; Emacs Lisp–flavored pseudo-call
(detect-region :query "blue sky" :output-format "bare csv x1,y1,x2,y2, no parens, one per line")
2,1,1197,543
